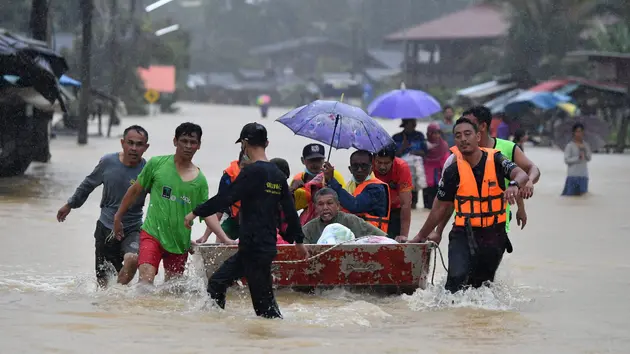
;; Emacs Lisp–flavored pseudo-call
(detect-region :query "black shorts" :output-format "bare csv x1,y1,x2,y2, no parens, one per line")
94,220,139,279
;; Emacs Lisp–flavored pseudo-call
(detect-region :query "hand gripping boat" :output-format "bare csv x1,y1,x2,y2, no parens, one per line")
195,242,433,294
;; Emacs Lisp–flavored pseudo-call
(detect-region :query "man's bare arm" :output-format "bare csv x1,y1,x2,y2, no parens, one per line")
114,183,144,220
513,146,540,184
409,199,454,243
203,215,232,244
509,166,530,188
399,190,412,237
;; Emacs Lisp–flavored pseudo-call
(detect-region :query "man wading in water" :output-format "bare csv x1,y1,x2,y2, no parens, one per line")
114,123,231,286
57,125,150,288
408,118,530,292
405,106,541,248
184,122,308,319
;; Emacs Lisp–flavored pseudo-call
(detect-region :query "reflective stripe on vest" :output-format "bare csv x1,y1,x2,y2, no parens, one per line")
451,147,506,228
494,138,516,233
224,160,241,218
343,178,391,233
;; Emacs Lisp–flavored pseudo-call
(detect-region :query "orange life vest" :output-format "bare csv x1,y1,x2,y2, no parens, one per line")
224,160,241,218
450,146,507,228
343,178,391,233
292,172,315,204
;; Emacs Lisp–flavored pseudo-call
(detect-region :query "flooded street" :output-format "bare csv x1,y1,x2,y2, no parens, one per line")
1,103,629,353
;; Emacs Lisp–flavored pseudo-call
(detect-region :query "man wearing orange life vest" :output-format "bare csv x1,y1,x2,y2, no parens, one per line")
322,150,391,233
198,151,250,242
408,118,529,293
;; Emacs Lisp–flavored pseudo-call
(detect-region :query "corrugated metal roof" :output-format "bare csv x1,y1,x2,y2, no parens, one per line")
386,4,508,42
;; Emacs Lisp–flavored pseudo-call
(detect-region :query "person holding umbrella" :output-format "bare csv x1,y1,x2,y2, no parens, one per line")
562,123,591,196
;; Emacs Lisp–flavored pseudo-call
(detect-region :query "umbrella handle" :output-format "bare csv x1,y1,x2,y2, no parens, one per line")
327,114,340,162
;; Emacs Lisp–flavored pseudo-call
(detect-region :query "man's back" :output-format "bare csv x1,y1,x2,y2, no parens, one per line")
237,161,294,253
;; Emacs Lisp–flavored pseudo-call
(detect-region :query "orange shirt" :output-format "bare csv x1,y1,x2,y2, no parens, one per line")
373,157,413,210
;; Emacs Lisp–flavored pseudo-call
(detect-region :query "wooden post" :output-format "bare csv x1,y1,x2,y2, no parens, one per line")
78,0,93,145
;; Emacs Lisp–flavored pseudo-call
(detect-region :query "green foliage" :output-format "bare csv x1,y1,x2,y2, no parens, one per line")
590,22,630,53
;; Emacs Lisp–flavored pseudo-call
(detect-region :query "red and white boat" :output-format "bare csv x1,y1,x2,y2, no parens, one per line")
195,243,433,294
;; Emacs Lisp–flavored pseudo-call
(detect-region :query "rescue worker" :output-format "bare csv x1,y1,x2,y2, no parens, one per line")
373,144,413,240
421,106,542,248
185,123,308,319
408,118,530,292
322,150,391,233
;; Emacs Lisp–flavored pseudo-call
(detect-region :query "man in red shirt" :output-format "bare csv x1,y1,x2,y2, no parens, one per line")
373,144,413,241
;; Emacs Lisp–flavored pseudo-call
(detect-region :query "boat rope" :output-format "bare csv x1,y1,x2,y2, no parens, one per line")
272,236,373,264
273,238,450,286
426,240,448,286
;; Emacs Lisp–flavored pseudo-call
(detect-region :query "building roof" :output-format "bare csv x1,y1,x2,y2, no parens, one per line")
385,4,508,42
366,49,403,70
567,50,630,61
249,37,347,56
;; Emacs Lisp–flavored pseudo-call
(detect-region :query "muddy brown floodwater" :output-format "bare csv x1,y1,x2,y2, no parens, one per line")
1,103,629,353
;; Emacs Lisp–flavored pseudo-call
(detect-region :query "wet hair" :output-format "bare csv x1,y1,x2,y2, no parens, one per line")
572,122,585,132
270,157,290,179
376,143,396,159
443,105,454,112
314,187,339,203
175,122,202,140
463,105,492,129
350,149,373,162
453,117,479,133
123,125,148,142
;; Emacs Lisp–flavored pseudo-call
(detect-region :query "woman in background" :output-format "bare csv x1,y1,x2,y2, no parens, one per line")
562,123,591,196
392,118,427,209
422,123,450,209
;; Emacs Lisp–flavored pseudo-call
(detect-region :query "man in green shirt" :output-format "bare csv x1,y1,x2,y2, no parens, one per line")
114,122,232,285
303,188,387,244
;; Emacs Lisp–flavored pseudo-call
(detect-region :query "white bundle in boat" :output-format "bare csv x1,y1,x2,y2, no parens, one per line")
316,224,399,245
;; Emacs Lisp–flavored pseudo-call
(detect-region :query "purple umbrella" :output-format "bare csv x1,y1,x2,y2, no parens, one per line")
367,84,441,119
276,100,394,160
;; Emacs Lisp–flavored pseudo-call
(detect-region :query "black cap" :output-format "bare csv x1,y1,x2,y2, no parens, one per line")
400,118,416,128
235,122,268,145
302,143,326,160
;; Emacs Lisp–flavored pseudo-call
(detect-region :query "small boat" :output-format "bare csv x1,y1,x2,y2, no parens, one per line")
195,243,433,295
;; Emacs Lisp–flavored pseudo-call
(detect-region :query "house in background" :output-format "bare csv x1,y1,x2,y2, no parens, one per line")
385,3,509,89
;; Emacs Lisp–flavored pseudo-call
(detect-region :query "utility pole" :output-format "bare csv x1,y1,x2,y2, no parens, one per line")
78,0,93,145
107,0,119,138
30,0,53,162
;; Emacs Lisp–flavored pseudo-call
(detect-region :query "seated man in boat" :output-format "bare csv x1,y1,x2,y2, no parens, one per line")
322,150,391,234
407,118,529,293
373,144,413,241
290,143,345,225
303,188,387,244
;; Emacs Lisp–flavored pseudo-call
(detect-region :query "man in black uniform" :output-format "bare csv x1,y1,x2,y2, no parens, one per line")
408,118,529,292
184,122,308,319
